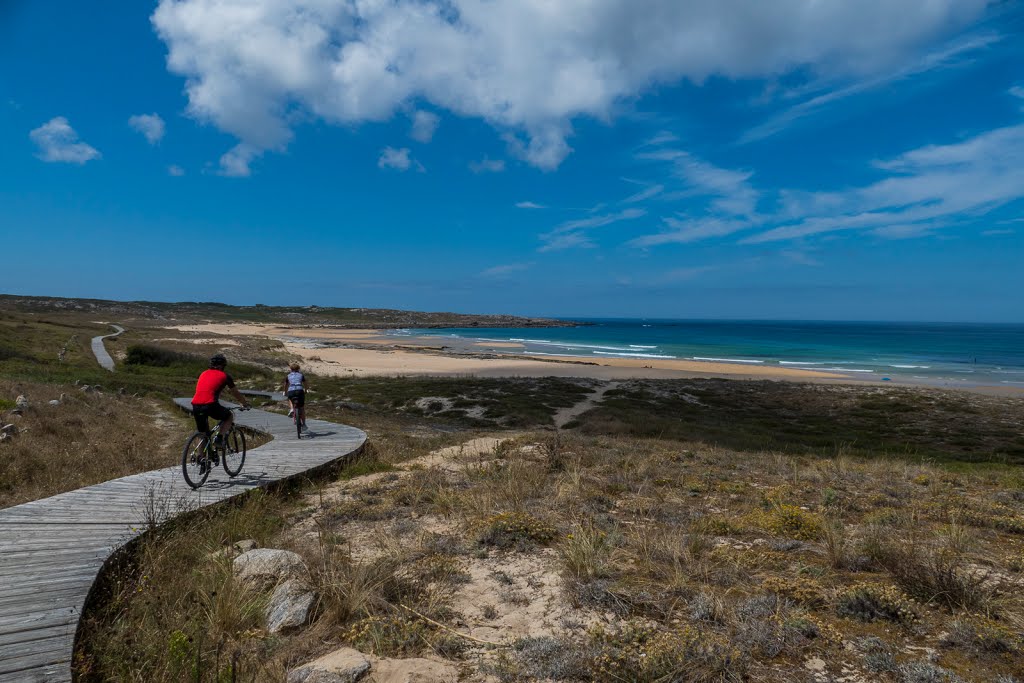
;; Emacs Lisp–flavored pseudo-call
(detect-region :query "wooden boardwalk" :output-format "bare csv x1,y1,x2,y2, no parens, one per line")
0,400,366,682
88,325,124,372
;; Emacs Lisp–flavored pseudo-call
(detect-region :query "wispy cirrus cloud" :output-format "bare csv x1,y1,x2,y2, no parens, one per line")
628,145,761,246
469,157,505,173
539,208,646,252
659,265,716,282
480,262,533,278
740,32,1001,144
515,201,545,209
631,216,753,247
623,183,664,203
639,148,759,216
743,122,1024,244
628,118,1024,249
29,117,100,164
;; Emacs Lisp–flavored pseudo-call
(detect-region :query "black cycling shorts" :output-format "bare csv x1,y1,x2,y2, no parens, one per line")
287,389,305,408
192,402,231,433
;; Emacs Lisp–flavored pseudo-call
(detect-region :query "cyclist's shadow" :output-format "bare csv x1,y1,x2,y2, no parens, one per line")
301,430,337,439
201,471,276,491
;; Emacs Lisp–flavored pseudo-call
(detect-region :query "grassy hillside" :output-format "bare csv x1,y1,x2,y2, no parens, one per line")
0,294,579,328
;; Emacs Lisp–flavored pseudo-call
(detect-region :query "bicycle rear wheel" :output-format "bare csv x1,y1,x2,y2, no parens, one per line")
294,407,301,439
182,432,211,489
223,428,246,477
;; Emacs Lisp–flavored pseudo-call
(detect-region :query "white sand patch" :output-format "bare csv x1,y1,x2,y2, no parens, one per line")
156,337,240,346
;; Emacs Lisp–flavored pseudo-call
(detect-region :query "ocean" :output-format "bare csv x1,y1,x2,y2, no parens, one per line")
392,320,1024,388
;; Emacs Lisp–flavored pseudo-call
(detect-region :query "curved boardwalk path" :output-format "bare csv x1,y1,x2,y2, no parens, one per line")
0,400,365,682
89,325,124,372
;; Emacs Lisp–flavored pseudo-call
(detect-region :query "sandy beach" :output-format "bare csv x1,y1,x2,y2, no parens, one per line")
169,323,853,381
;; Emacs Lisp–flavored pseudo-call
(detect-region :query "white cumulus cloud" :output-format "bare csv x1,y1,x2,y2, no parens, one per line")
29,117,101,164
410,110,440,142
152,0,991,174
378,146,420,171
129,113,166,144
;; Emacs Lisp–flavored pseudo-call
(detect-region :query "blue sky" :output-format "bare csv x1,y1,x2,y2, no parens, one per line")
1,1,1022,321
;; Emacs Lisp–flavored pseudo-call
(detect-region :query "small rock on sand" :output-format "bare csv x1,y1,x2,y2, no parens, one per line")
287,648,457,683
287,647,370,683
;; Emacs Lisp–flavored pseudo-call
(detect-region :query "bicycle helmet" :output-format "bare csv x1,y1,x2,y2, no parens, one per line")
210,353,228,369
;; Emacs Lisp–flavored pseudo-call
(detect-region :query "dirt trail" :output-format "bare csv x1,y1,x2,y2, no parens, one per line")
553,380,619,429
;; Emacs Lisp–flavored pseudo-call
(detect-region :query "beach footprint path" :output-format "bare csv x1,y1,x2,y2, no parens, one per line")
554,380,620,429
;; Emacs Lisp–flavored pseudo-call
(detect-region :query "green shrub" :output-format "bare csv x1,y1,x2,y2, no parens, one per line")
124,345,199,368
478,511,557,550
941,618,1020,655
749,503,824,540
587,620,746,682
836,583,919,625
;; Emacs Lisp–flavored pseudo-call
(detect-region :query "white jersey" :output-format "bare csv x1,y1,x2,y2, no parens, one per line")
286,371,305,392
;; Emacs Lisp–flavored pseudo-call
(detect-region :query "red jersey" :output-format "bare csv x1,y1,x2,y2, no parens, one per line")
191,369,234,405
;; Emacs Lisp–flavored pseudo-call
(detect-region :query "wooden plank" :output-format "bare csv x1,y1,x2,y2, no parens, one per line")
0,624,76,651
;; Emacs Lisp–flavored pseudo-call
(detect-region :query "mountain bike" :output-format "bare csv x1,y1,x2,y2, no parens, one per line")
288,392,306,439
181,406,249,489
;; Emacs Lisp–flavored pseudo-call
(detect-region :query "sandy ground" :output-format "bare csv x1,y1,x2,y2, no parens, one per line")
169,322,851,381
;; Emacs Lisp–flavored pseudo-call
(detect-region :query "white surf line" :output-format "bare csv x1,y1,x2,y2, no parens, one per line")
90,324,125,372
554,381,620,429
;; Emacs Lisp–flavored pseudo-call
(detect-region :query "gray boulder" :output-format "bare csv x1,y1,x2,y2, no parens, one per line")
287,648,371,683
233,548,309,590
267,579,318,634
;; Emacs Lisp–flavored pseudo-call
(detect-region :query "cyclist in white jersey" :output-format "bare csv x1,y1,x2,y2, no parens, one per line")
282,362,308,431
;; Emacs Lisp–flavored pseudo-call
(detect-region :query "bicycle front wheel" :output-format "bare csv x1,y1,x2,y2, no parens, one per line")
223,428,246,476
182,432,211,489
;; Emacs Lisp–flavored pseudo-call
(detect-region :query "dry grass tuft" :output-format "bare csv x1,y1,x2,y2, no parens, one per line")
0,380,192,507
872,539,997,612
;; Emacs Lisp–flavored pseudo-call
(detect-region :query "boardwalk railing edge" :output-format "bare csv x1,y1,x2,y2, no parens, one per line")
0,397,365,682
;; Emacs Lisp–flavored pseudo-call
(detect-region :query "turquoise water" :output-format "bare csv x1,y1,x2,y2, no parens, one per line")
394,320,1024,388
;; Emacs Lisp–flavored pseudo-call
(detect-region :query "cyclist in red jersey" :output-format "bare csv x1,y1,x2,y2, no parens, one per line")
191,354,250,443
